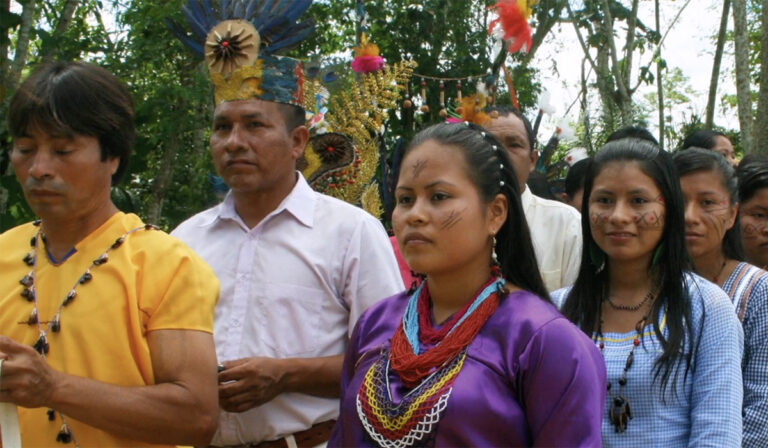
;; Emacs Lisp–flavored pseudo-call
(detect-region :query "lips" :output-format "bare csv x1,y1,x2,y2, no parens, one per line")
402,232,432,245
226,158,256,167
28,189,62,198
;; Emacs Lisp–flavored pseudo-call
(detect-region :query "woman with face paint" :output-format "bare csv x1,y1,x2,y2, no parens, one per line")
673,148,768,447
738,155,768,271
329,123,606,447
551,138,743,446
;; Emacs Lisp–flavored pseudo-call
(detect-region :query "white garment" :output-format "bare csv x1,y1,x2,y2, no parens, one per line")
171,174,404,445
521,187,582,291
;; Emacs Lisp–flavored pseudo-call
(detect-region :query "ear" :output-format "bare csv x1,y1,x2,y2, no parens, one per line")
108,157,120,176
725,202,739,231
289,125,309,160
529,149,539,173
487,193,508,235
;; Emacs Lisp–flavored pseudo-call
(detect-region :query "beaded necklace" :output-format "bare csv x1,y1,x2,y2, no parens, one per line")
595,313,648,433
18,220,157,446
356,273,504,447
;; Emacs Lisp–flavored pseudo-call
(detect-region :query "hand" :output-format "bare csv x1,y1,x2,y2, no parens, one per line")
0,336,60,408
217,357,287,413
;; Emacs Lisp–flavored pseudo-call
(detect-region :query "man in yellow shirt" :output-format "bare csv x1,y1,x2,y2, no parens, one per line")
0,61,220,447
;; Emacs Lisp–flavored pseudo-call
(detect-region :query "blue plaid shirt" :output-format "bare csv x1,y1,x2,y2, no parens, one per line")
722,262,768,447
552,273,743,447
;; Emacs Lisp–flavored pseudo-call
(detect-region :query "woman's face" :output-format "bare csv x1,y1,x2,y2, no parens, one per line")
740,188,768,268
392,139,506,277
680,170,737,259
712,136,737,169
588,161,666,265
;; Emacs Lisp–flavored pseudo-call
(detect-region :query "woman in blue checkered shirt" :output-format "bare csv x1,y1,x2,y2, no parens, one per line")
552,138,743,447
674,148,768,447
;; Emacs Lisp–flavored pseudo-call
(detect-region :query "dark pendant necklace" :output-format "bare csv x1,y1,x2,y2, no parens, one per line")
606,286,658,312
18,220,157,446
595,315,648,433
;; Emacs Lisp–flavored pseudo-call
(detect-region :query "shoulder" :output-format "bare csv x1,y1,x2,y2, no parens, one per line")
0,221,38,266
529,194,581,220
684,272,740,327
171,205,221,238
492,290,570,334
313,192,384,227
549,286,572,310
352,291,409,340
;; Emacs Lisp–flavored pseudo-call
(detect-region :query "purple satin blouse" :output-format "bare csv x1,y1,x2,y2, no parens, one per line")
329,290,606,447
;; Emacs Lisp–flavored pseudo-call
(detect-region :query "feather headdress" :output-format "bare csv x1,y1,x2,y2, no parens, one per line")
167,0,316,105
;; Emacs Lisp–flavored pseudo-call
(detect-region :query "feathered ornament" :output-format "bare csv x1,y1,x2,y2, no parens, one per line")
351,32,385,73
564,147,589,166
487,0,536,54
454,94,491,127
536,117,576,175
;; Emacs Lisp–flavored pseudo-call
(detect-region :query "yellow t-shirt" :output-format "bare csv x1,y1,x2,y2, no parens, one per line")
0,212,219,447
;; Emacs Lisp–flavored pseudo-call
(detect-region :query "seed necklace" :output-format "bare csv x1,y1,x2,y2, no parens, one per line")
18,220,157,446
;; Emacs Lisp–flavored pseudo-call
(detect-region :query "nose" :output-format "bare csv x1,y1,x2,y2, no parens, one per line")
404,198,428,226
224,124,247,153
683,200,700,227
28,150,55,180
608,199,633,225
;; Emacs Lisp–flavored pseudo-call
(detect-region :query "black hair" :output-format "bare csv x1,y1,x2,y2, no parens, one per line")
8,61,134,185
737,154,768,203
401,122,549,301
565,157,591,198
278,103,306,131
562,138,694,397
526,171,557,200
484,105,535,153
606,125,659,145
673,148,744,261
681,129,727,150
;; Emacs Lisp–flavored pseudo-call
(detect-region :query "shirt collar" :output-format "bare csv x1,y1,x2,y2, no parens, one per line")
204,172,316,228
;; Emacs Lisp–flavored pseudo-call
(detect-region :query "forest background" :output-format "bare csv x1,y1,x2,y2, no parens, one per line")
1,0,766,232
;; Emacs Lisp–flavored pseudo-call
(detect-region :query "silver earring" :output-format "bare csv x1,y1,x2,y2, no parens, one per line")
492,236,499,266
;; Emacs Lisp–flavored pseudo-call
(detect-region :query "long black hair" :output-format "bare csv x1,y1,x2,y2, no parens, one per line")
681,129,727,150
400,122,549,301
673,148,744,261
562,138,694,395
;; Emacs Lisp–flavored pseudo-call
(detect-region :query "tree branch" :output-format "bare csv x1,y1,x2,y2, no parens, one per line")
41,0,80,63
6,0,36,99
565,1,598,74
706,0,730,129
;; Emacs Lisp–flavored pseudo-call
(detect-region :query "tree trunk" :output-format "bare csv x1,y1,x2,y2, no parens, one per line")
706,0,731,129
5,0,36,99
41,0,80,63
655,0,665,150
753,0,768,154
146,99,185,224
732,0,753,153
0,0,11,103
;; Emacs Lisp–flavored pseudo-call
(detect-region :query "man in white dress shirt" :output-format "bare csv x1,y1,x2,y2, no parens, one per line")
170,15,404,448
484,106,582,291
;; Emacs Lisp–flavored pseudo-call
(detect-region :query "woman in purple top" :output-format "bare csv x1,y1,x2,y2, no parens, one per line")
329,122,606,447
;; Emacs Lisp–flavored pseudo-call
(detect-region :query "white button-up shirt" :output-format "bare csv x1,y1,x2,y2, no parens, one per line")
521,187,582,291
171,174,404,445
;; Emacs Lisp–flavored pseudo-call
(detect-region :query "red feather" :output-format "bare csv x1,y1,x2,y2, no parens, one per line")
488,0,532,54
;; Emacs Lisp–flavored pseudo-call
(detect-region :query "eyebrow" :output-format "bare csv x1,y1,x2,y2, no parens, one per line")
396,180,458,191
213,112,267,122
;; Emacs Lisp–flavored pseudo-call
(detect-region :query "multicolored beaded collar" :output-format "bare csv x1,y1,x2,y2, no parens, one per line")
356,273,504,447
18,220,157,446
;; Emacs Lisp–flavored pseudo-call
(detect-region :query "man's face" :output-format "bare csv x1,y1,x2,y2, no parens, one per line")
10,126,117,222
484,114,537,191
210,99,306,195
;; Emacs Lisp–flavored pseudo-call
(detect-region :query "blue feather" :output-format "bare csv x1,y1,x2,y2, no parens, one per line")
201,0,218,20
233,0,245,18
182,4,210,39
165,18,205,54
219,0,231,18
283,0,311,23
267,23,313,53
189,0,214,31
244,0,258,20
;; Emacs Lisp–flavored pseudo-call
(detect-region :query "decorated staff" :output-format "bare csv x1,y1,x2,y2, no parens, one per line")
169,1,404,446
